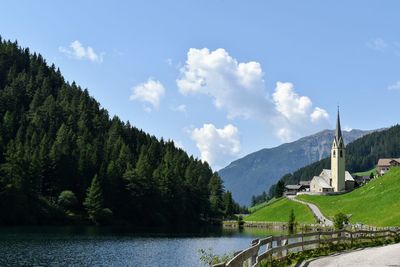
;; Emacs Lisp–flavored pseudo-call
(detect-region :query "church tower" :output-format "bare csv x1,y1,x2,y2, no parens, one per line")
331,108,346,191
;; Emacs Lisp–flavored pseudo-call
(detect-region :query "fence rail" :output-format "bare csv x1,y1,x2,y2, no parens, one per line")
213,228,400,267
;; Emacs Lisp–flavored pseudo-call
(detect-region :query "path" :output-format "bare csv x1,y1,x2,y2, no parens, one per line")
301,242,400,266
287,196,334,227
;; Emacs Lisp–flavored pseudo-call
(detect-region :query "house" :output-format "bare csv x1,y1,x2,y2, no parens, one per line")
284,183,309,195
284,185,302,195
377,158,400,175
310,108,355,193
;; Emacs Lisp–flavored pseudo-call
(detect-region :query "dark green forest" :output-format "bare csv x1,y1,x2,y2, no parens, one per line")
0,38,244,226
263,125,400,200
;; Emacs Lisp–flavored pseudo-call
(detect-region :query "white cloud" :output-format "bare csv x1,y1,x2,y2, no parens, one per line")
177,48,330,142
130,78,165,111
388,81,400,91
366,38,388,51
190,123,240,169
59,40,103,63
172,104,187,113
311,107,329,123
177,48,269,120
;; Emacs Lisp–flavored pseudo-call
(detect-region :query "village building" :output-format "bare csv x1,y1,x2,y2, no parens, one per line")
376,158,400,175
309,109,355,193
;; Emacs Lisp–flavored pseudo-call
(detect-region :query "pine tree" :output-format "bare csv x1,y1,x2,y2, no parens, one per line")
83,175,111,224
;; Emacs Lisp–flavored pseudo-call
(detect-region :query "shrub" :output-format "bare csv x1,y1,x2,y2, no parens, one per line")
57,190,78,210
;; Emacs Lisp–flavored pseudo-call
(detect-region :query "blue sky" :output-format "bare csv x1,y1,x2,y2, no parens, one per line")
2,0,400,169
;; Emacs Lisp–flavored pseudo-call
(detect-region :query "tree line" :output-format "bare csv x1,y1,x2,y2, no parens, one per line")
0,38,244,226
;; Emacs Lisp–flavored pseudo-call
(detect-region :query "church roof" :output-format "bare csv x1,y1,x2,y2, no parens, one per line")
312,176,333,189
334,108,344,148
319,169,355,182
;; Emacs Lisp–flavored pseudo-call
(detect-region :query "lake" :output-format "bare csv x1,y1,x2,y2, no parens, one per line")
0,226,288,266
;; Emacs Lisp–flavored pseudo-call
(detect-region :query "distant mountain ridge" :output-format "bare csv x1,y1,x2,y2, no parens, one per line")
218,129,375,206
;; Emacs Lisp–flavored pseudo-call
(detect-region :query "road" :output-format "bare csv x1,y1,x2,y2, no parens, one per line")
302,243,400,266
287,196,334,227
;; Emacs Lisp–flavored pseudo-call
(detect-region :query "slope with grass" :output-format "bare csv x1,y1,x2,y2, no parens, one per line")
297,167,400,227
353,168,376,177
244,198,316,224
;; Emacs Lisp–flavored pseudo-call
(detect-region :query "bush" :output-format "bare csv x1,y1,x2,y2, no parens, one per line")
333,212,348,230
57,190,78,210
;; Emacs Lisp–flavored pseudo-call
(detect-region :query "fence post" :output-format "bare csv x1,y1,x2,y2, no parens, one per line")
350,232,353,247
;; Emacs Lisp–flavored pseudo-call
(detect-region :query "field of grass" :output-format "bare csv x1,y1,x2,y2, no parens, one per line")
297,167,400,227
353,168,376,177
244,198,316,224
248,198,280,213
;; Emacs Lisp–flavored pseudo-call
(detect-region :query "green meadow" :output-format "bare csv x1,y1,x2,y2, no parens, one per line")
244,198,316,224
297,167,400,227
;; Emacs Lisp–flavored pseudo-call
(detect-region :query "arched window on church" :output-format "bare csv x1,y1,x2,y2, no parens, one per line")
333,151,336,158
340,150,343,158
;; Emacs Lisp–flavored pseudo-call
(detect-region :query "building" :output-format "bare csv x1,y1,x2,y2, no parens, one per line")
310,109,355,193
376,158,400,175
284,182,310,195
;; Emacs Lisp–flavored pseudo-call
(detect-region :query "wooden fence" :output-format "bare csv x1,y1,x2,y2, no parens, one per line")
213,228,400,267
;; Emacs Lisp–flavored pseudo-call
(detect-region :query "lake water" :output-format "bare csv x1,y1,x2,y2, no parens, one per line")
0,226,287,266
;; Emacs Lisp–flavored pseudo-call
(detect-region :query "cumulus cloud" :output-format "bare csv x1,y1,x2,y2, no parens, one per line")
59,40,103,63
190,123,240,169
130,78,165,111
178,48,330,142
388,81,400,91
177,48,270,119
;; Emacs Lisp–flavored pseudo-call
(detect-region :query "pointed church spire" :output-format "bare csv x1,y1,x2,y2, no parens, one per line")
335,106,343,145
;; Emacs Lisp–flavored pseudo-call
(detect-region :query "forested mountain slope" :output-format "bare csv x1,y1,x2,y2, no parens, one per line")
0,38,238,225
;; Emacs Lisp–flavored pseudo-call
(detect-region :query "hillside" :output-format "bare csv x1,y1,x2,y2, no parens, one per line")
297,167,400,227
219,129,373,205
0,38,239,226
244,198,316,224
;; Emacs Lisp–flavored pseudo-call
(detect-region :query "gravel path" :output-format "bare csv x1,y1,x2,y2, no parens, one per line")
302,242,400,266
287,196,334,227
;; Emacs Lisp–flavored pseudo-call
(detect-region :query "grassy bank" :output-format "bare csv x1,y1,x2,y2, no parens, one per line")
297,167,400,227
244,198,316,224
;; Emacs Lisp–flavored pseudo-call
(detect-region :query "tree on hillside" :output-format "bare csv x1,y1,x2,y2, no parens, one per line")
83,175,112,224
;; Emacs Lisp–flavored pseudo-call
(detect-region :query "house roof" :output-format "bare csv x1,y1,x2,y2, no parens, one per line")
285,185,302,190
312,176,333,189
377,158,400,167
299,180,311,186
319,169,355,182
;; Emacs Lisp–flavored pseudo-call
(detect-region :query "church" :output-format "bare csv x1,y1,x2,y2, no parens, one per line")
310,109,355,193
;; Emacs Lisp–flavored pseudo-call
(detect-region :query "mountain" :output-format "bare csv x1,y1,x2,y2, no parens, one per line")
0,38,240,225
219,129,374,206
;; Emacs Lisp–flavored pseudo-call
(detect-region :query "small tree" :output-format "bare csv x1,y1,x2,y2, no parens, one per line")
333,212,349,230
57,190,78,210
83,175,112,224
288,209,296,233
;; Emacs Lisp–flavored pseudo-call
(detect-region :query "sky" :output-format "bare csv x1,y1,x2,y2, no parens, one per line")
2,0,400,170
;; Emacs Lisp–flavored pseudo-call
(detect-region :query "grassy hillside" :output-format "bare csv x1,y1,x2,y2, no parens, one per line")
353,168,376,177
248,198,279,213
297,167,400,227
244,198,316,224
